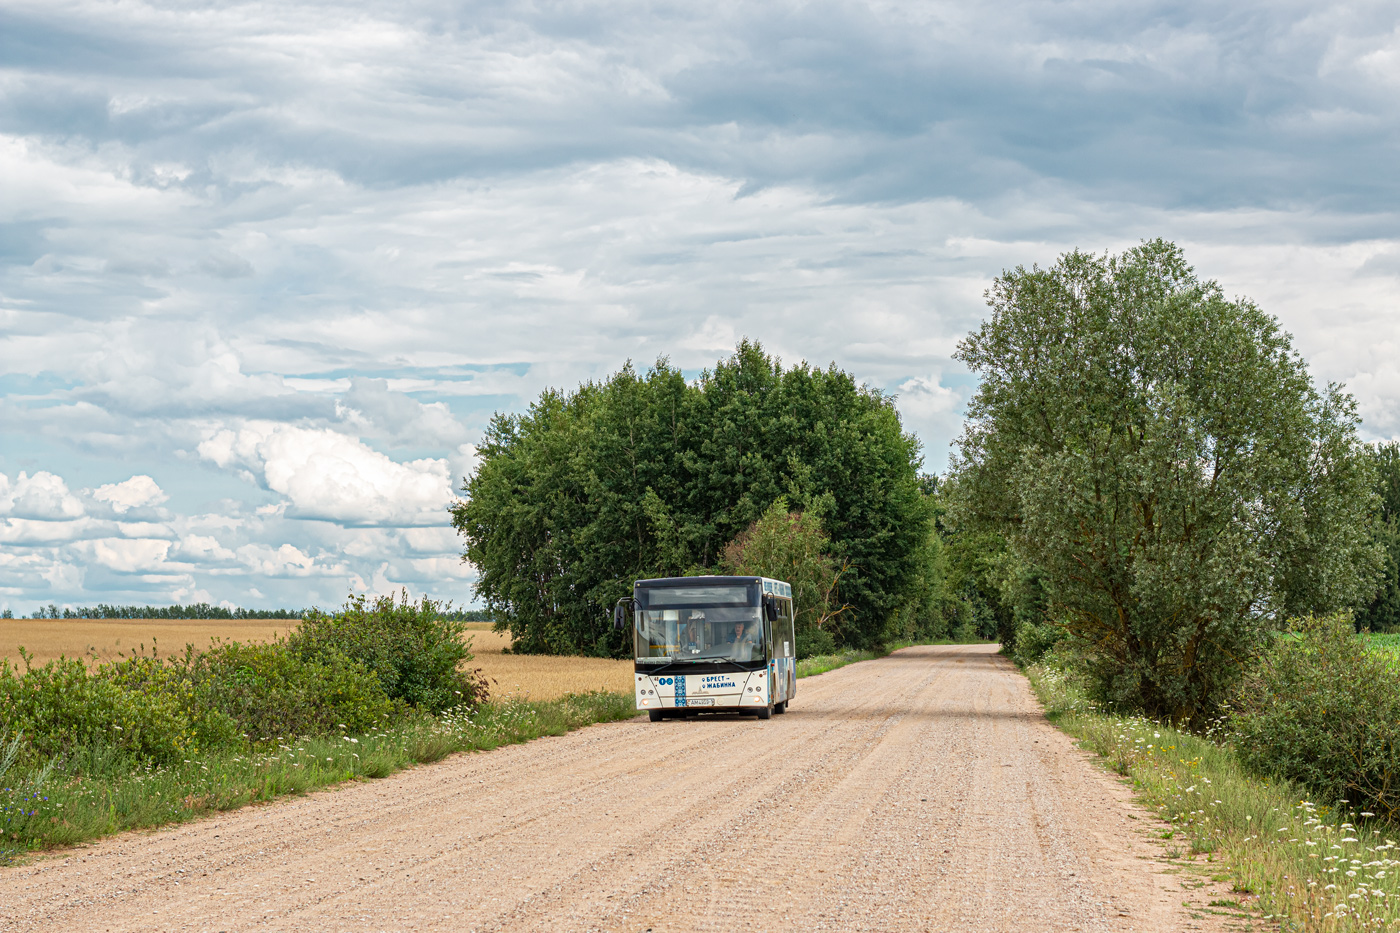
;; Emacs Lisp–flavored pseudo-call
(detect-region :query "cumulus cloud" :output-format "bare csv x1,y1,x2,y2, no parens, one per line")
234,543,324,578
337,378,470,448
0,471,85,520
895,375,966,457
72,537,172,574
197,422,453,526
91,475,168,513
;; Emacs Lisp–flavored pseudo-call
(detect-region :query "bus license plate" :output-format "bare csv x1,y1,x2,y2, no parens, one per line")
688,697,714,706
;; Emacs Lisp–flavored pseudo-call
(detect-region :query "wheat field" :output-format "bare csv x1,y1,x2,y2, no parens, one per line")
0,619,633,701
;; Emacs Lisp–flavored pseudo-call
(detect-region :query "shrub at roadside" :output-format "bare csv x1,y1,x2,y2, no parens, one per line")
0,652,195,765
1011,619,1065,666
289,592,486,712
177,641,397,743
1230,614,1400,821
0,593,489,774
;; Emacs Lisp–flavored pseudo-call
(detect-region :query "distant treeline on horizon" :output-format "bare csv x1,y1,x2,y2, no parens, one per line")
7,603,494,622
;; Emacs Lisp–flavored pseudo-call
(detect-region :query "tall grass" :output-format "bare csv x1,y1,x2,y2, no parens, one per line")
1031,664,1400,932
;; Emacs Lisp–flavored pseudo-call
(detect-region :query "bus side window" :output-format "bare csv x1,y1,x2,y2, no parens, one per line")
779,598,796,657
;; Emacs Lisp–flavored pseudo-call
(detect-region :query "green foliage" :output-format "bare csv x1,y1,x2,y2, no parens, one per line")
0,652,195,765
176,641,396,743
935,484,1012,646
1011,620,1065,666
1231,615,1400,821
0,591,489,772
1358,442,1400,633
289,592,487,712
452,340,936,656
950,239,1383,725
718,498,851,652
796,626,837,658
101,653,241,753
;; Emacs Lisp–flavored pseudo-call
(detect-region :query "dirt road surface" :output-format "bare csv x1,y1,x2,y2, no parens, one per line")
1,645,1237,933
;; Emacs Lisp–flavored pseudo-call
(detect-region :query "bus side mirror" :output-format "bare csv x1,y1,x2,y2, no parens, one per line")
763,595,779,622
612,604,626,631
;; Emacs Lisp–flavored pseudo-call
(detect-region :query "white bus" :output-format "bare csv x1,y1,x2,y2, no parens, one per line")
616,575,797,722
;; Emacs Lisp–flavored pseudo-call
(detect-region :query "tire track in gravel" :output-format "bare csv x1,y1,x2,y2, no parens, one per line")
0,645,1237,933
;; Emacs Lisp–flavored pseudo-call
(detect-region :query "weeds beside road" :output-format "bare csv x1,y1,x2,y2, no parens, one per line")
1030,662,1400,932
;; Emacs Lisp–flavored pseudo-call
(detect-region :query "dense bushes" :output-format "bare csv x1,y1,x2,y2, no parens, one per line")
178,642,396,742
0,653,197,763
0,594,485,771
1230,616,1400,820
289,593,485,712
1011,620,1065,667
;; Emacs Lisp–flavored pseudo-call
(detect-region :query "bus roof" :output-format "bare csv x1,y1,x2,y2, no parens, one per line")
634,575,792,599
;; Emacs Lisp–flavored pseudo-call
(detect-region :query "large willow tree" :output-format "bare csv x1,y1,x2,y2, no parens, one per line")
949,240,1381,724
451,341,935,656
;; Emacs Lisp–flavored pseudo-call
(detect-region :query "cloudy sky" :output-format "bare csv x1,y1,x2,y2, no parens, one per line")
2,0,1398,614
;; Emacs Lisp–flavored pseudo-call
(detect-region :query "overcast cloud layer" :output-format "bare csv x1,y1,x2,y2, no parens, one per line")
3,0,1398,613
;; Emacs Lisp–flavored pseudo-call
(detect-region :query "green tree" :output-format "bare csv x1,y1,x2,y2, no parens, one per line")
1357,442,1400,632
719,498,850,654
451,341,936,656
949,240,1382,725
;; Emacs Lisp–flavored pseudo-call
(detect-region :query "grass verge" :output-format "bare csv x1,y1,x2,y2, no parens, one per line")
1,691,635,864
796,647,886,677
1028,662,1400,932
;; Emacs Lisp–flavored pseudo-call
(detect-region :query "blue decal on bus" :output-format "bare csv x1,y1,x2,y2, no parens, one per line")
674,674,687,707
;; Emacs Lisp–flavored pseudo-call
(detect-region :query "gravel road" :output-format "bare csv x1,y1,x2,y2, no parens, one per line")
1,645,1238,932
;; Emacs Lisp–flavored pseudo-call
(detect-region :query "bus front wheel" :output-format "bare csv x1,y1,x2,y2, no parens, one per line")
773,701,787,714
756,704,773,720
649,709,665,722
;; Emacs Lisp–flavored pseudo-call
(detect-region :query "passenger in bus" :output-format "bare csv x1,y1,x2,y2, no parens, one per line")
678,614,703,655
729,620,759,661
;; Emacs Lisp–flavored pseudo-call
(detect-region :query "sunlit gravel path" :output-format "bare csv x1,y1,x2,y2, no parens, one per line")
0,645,1235,932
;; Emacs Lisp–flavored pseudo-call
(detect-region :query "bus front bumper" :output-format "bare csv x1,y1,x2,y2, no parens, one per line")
635,671,769,711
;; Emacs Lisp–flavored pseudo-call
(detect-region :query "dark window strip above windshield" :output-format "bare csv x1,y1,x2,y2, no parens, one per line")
640,585,756,607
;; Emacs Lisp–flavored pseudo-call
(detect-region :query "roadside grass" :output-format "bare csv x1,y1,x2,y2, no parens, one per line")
0,691,635,864
796,648,885,677
1029,663,1400,932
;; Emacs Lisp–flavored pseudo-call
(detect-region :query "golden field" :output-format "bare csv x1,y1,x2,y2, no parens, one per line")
0,619,633,701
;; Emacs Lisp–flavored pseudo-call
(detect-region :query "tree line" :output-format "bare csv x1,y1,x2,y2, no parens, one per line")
8,603,494,623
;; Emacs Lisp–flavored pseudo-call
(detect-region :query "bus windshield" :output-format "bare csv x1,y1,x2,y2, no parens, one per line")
634,584,765,663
